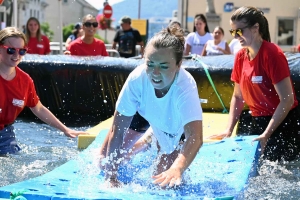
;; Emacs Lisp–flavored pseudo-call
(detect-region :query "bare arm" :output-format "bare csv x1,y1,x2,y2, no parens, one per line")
65,38,72,49
112,41,117,49
152,120,202,187
253,77,294,150
225,83,244,135
201,43,207,56
137,41,144,56
208,83,244,139
184,44,192,55
105,111,133,181
30,101,87,138
172,120,203,173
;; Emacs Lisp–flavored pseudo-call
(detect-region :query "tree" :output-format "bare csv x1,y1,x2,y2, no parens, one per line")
40,22,54,42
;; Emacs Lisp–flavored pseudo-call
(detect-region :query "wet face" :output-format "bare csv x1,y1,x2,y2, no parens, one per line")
145,46,180,94
0,37,26,68
230,20,255,47
213,27,223,41
82,17,98,37
27,20,39,36
194,19,205,33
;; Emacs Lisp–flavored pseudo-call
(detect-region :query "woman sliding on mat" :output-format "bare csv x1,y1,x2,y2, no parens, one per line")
99,27,203,188
0,27,87,155
210,6,300,162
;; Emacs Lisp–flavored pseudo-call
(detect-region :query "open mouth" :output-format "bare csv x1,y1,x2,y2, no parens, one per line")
152,78,162,83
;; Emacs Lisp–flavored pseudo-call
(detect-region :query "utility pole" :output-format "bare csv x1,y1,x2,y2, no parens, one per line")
58,0,63,54
138,0,141,19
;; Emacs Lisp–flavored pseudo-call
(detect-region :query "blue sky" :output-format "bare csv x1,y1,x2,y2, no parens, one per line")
85,0,124,9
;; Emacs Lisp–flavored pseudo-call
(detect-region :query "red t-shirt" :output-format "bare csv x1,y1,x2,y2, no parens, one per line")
27,35,51,55
231,41,298,116
68,38,108,56
0,67,39,130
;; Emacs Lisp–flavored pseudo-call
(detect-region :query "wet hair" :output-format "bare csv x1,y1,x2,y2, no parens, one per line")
193,14,210,33
145,27,185,65
214,26,224,35
168,20,181,28
82,14,96,23
26,17,42,42
0,27,27,46
231,6,270,42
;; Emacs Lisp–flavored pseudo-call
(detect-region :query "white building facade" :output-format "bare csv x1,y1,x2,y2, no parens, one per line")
14,0,98,42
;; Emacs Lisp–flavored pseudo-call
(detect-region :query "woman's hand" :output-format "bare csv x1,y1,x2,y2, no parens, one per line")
152,167,182,188
106,178,123,188
252,132,270,154
64,128,88,138
206,129,232,140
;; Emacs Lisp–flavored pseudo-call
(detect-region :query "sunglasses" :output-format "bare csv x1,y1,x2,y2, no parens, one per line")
1,45,28,56
229,25,250,37
83,22,98,28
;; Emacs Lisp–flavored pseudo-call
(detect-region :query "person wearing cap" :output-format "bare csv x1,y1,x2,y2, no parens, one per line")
112,16,144,58
65,22,84,49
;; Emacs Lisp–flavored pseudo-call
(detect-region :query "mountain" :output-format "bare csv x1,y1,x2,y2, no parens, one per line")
99,0,177,24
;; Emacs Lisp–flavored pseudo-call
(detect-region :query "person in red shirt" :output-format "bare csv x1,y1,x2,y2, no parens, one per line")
66,14,108,56
210,6,300,162
25,17,51,55
0,27,87,155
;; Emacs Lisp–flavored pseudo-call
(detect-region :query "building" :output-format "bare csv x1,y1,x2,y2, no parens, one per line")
15,0,98,42
44,0,98,42
17,0,48,30
177,0,300,51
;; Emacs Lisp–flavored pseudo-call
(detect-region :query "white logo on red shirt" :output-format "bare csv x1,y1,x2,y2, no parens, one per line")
12,98,24,107
251,76,262,84
37,44,44,48
0,108,2,113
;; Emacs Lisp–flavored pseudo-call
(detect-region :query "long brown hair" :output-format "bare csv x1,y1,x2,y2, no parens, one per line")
0,27,27,46
25,17,42,42
231,6,271,42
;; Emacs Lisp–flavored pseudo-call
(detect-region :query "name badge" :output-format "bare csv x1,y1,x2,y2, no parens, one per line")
251,76,262,83
37,44,44,48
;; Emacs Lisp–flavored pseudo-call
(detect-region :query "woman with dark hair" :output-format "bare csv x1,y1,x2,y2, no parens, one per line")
99,26,203,188
184,14,213,55
25,17,51,55
202,26,231,56
65,22,84,49
67,14,108,56
210,6,300,162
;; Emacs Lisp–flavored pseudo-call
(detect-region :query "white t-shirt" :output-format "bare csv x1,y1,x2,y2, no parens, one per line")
229,38,242,55
116,65,203,153
205,40,227,56
185,32,213,55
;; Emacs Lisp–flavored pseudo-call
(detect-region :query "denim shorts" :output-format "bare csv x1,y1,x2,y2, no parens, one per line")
0,125,21,155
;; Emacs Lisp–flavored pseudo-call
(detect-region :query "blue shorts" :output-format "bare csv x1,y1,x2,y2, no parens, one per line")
0,125,21,155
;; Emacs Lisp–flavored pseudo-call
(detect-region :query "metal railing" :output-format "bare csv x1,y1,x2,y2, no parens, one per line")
50,42,141,58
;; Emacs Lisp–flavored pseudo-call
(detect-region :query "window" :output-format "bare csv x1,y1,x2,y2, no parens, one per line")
277,18,295,46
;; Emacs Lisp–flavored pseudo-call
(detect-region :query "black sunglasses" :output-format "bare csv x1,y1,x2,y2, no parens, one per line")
1,45,28,56
229,25,250,37
83,22,98,28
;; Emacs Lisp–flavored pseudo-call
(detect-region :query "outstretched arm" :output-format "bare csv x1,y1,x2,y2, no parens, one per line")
30,101,87,138
152,120,203,187
104,111,133,187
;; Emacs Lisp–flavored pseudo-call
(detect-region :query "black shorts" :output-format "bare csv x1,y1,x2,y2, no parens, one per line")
239,107,300,162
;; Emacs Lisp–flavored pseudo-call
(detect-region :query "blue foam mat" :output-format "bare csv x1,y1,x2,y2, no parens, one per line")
0,130,260,200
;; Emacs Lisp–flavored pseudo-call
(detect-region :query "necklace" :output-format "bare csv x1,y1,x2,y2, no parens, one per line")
0,67,15,80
